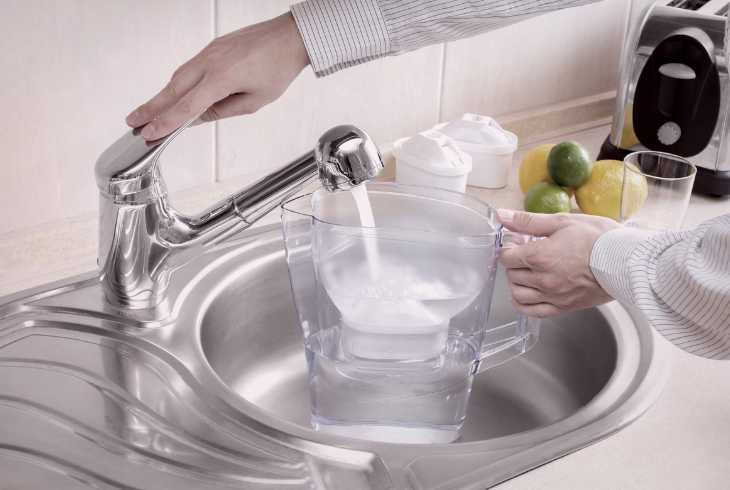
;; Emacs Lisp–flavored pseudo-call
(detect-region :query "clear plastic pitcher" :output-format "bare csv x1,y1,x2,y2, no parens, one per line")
281,183,539,444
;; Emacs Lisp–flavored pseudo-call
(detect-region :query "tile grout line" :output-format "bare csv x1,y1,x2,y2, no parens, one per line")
213,121,219,183
212,0,220,183
436,43,447,123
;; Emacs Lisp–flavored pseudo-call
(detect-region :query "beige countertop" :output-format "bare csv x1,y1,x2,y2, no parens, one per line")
1,125,729,489
487,127,730,490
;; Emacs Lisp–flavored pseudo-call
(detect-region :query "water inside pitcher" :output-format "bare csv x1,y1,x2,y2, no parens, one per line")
281,183,539,444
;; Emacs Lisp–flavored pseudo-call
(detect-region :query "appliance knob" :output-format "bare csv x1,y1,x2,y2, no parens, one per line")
657,121,682,146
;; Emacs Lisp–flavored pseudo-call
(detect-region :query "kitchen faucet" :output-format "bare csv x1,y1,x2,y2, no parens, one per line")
95,121,383,312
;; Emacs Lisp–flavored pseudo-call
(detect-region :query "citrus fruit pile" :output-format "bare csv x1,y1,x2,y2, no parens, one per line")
518,141,647,220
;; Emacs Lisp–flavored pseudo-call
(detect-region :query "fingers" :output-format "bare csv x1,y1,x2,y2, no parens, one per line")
506,268,539,288
139,77,228,140
499,240,542,270
511,300,562,318
199,93,265,122
509,284,543,305
126,62,204,128
497,209,570,237
506,274,564,317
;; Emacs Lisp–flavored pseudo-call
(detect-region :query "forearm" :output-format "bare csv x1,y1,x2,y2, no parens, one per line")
590,215,730,359
291,0,600,76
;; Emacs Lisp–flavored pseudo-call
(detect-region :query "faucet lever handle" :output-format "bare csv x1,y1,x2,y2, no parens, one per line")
95,119,196,198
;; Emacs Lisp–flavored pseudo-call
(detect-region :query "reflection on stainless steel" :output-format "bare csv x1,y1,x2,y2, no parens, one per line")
0,224,669,489
315,125,383,191
95,121,383,311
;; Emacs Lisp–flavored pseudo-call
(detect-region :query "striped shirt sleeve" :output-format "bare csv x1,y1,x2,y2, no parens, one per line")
590,215,730,360
290,0,600,77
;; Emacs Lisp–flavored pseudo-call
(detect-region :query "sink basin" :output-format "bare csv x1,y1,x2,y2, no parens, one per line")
200,249,618,442
0,224,669,489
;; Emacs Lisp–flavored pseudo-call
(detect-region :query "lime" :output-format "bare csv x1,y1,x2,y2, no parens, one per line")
547,141,593,188
518,143,555,194
575,160,648,220
524,182,571,214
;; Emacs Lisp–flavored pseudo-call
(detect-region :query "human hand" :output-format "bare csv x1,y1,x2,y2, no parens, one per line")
126,12,309,140
497,209,620,318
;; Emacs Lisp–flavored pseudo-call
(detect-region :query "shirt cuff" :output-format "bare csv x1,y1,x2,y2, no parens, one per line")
589,227,654,307
290,0,391,77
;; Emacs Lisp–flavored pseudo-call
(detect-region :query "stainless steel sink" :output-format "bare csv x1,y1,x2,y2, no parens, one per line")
0,224,669,489
202,259,615,442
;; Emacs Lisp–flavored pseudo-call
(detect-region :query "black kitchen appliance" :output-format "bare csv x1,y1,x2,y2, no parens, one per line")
598,0,730,196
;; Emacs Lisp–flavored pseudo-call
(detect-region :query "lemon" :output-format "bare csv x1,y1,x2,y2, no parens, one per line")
524,182,571,214
575,160,648,220
518,143,555,194
548,141,593,188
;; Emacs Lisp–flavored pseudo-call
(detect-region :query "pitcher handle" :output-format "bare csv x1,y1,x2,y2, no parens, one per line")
472,228,541,374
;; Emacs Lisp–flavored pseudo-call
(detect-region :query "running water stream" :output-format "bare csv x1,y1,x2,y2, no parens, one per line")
350,184,380,279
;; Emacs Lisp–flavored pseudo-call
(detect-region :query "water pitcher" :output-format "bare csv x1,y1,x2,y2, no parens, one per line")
281,182,540,444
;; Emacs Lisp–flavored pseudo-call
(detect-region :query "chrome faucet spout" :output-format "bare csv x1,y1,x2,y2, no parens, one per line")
95,122,383,311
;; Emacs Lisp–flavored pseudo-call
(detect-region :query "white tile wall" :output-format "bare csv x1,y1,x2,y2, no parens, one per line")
0,0,215,232
215,0,442,183
440,0,631,120
0,0,631,234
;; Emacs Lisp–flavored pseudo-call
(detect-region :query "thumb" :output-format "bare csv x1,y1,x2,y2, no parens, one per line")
497,209,569,237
